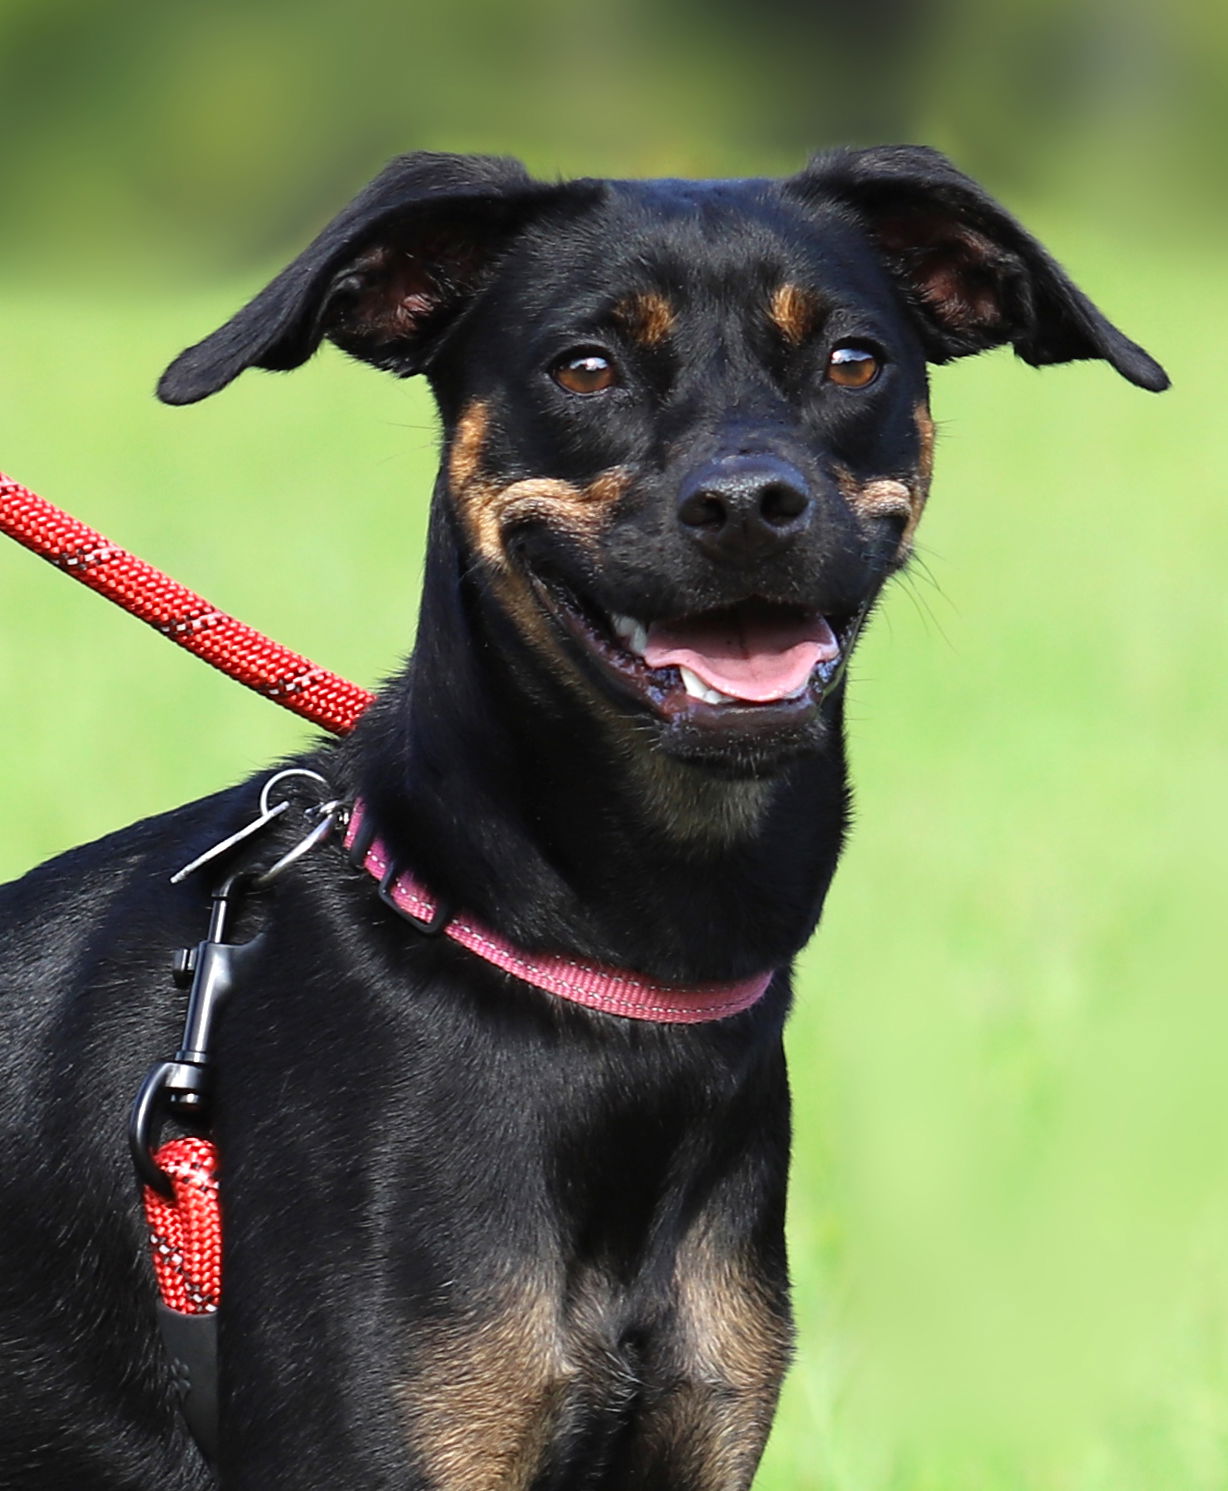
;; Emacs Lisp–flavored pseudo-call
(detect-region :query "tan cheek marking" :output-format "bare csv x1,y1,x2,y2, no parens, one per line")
449,392,630,577
902,401,937,550
835,403,936,558
452,462,631,680
915,401,936,487
467,476,588,570
839,474,914,522
468,467,630,571
400,1279,569,1491
768,284,819,346
615,291,675,347
449,400,490,496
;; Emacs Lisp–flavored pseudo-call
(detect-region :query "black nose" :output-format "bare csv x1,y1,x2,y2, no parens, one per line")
676,456,813,561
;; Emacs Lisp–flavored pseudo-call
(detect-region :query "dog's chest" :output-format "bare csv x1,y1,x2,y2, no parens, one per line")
396,1228,789,1491
381,1012,792,1489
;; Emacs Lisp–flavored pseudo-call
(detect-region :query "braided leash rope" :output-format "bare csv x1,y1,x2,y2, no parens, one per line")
142,1137,222,1315
0,471,374,736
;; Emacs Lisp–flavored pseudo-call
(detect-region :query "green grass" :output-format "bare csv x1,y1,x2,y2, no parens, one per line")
1,224,1224,1487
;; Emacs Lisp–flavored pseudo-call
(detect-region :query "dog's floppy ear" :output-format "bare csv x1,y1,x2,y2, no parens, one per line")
786,145,1168,391
158,152,570,405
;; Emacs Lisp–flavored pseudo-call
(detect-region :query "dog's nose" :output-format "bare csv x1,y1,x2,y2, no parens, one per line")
676,456,813,561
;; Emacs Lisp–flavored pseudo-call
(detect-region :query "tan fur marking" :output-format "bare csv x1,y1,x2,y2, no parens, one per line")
835,403,936,561
915,401,936,487
449,400,490,496
673,1230,793,1397
401,1277,569,1491
614,291,676,347
449,456,632,691
455,461,630,577
768,284,819,346
839,475,913,522
627,1228,793,1486
902,401,936,551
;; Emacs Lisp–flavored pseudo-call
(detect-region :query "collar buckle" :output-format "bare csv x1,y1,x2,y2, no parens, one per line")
377,861,451,935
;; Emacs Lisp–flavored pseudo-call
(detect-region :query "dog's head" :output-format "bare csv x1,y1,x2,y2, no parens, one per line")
161,148,1166,776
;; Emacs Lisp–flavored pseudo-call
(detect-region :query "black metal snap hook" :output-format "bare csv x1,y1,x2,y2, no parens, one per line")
128,874,265,1197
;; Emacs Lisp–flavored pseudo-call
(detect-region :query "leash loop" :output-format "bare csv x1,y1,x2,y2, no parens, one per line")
143,1138,222,1464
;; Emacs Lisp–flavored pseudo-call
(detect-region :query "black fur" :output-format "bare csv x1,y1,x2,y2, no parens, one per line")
0,147,1166,1490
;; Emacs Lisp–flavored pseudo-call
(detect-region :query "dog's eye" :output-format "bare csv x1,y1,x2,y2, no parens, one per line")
552,352,619,395
827,345,881,389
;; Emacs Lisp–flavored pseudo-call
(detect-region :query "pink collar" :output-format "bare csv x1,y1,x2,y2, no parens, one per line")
343,803,774,1024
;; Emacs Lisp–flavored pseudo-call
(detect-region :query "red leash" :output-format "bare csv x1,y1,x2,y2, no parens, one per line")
0,471,373,736
143,1138,222,1316
7,468,777,1453
0,469,368,1399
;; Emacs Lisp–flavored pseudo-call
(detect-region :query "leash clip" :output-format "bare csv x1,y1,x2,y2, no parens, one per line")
128,874,265,1197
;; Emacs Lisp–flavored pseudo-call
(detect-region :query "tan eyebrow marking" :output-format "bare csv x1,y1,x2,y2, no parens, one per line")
613,292,676,347
768,284,820,346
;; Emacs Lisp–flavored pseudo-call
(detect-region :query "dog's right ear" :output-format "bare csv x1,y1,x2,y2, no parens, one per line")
158,153,572,405
786,146,1169,392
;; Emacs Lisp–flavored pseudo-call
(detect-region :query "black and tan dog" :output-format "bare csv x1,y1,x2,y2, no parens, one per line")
0,147,1165,1489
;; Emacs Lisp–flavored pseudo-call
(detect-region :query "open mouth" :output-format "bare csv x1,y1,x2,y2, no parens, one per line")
532,575,864,726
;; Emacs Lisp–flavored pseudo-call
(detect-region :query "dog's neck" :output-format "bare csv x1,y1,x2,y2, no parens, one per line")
347,510,850,984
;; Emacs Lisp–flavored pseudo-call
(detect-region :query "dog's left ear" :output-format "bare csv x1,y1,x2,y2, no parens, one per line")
786,145,1168,391
158,152,580,405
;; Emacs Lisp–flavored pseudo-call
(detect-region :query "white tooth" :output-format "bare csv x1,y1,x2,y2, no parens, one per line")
610,614,649,656
678,669,735,706
679,666,708,699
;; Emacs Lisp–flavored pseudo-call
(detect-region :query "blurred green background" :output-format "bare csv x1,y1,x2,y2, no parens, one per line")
1,2,1225,1486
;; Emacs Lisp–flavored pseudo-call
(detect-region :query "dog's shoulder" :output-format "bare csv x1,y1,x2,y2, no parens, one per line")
0,776,279,1000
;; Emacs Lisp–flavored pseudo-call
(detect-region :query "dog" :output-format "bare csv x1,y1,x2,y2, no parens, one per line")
0,146,1166,1489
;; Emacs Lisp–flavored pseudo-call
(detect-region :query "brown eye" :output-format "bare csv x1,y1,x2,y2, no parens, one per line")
552,352,618,395
827,345,881,389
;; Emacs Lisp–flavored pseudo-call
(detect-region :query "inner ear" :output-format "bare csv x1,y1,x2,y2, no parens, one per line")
873,210,1028,349
330,245,441,346
324,218,496,373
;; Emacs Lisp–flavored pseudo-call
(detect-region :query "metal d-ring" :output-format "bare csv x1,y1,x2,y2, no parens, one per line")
170,768,336,886
257,767,332,820
250,800,345,888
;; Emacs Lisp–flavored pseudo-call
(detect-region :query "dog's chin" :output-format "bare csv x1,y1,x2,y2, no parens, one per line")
524,569,865,775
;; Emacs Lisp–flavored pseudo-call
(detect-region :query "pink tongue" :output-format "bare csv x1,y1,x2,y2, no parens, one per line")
642,607,839,703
